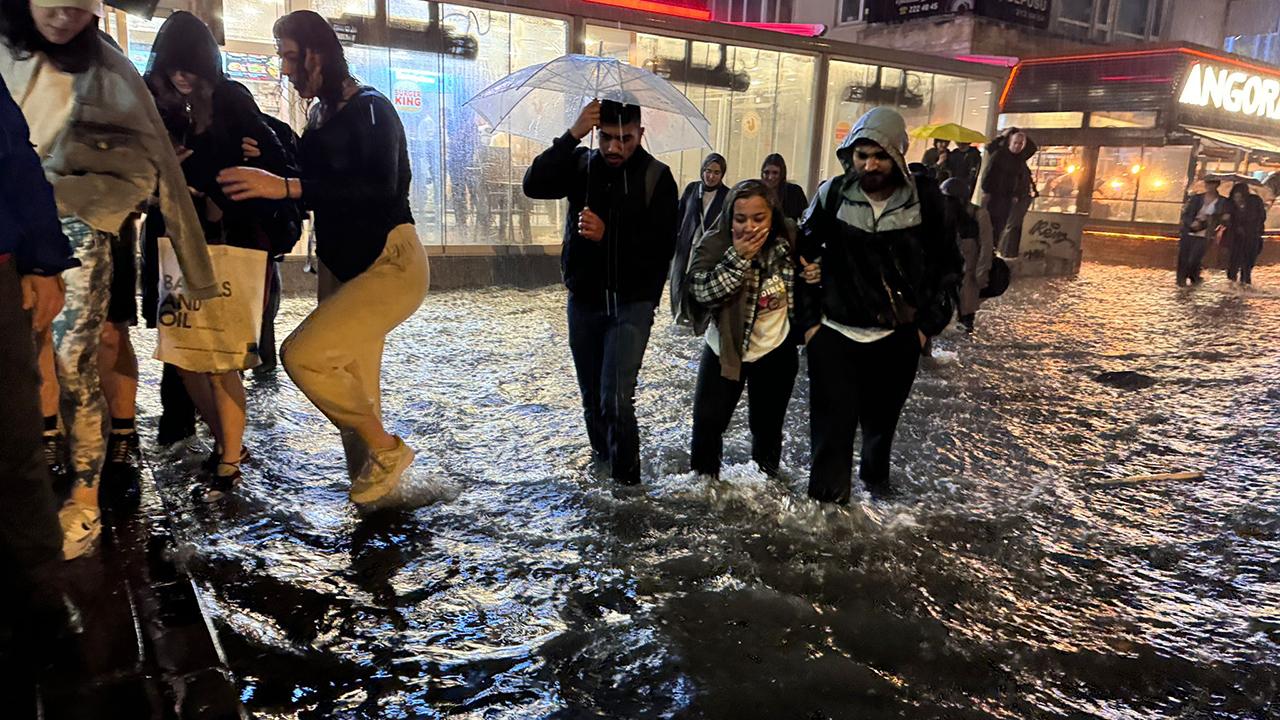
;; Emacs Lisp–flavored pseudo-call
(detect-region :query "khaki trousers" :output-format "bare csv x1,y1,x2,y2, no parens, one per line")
282,225,429,479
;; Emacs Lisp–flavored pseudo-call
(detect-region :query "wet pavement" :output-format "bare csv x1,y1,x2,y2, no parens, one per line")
126,263,1278,719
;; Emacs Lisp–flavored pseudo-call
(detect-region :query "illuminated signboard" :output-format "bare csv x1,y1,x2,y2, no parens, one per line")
1179,61,1280,122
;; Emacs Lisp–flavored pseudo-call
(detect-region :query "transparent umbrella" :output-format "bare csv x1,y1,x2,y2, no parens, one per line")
464,54,712,155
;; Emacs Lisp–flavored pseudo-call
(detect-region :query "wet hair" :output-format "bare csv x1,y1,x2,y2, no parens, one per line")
600,99,641,127
0,0,100,73
701,152,726,176
1229,182,1250,200
761,153,788,185
273,10,352,113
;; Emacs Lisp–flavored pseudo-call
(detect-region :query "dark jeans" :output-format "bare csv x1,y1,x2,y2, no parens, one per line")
807,325,921,503
987,196,1012,252
567,294,655,484
1177,234,1209,285
0,263,63,579
690,341,798,477
1227,240,1260,284
258,259,282,370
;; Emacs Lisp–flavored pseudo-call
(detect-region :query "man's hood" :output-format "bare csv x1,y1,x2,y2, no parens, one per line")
837,107,914,189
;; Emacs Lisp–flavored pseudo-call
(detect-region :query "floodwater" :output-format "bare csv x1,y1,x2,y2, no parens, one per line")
134,263,1280,719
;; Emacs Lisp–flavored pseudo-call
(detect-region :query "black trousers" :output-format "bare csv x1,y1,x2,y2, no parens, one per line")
1226,240,1260,284
567,294,655,484
690,340,799,477
1176,235,1209,285
0,263,63,580
258,259,282,370
807,325,921,503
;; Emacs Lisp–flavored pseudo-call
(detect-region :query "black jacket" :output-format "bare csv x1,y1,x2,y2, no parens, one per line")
671,180,728,322
524,131,679,307
1179,193,1228,241
796,172,961,337
779,182,809,222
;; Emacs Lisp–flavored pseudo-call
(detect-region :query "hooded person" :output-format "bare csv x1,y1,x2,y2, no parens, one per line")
671,152,728,325
761,153,809,222
143,10,294,503
523,98,680,485
683,179,804,479
795,107,961,503
1,0,215,559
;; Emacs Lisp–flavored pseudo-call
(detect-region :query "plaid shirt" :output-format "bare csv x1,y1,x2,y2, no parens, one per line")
690,237,794,354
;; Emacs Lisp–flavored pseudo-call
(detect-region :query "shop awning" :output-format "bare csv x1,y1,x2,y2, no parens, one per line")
1182,125,1280,156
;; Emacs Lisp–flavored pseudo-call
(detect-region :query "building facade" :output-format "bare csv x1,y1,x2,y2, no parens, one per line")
102,0,1004,284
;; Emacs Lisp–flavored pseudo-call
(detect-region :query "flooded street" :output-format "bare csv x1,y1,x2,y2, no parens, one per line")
133,263,1279,719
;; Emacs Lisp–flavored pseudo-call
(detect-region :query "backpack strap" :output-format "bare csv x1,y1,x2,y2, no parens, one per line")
644,157,667,208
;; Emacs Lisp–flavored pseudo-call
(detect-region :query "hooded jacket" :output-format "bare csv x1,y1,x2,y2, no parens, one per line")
686,185,796,381
145,11,292,251
0,31,217,299
524,130,679,307
795,107,961,337
671,178,728,323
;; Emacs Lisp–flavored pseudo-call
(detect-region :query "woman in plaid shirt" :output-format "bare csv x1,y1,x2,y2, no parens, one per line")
684,179,819,479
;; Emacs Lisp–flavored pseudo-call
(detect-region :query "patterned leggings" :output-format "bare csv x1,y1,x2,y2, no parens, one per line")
52,218,114,490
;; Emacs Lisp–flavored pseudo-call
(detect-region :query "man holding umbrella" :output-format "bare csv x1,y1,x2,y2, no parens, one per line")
524,99,679,485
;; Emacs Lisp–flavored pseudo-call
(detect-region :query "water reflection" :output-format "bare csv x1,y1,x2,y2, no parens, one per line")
135,265,1280,719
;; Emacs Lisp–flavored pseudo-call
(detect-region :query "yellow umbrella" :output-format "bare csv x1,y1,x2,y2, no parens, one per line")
910,122,988,144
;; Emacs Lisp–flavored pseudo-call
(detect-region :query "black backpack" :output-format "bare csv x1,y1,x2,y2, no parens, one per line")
981,256,1010,298
259,113,304,257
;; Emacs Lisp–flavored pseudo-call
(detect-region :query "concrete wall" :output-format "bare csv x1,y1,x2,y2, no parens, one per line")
1165,0,1231,48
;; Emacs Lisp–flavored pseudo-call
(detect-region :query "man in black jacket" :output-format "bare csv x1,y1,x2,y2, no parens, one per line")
1177,177,1225,286
523,100,679,484
796,107,961,503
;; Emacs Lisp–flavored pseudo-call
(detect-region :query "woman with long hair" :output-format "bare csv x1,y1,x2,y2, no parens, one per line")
1,0,214,558
219,10,429,506
671,152,728,325
1223,183,1266,285
685,179,804,479
760,153,809,222
144,10,292,502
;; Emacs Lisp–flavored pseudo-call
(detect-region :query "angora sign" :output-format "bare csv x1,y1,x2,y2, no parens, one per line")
1179,62,1280,121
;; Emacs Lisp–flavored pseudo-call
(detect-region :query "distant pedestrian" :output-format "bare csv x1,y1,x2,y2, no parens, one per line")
1177,177,1225,286
947,141,982,193
980,129,1037,256
922,138,949,168
942,177,989,333
671,152,728,325
219,10,430,506
796,107,961,502
762,153,809,222
523,99,679,485
1223,183,1265,285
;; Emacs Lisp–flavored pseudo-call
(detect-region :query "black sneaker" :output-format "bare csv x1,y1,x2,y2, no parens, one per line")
43,432,72,496
102,432,142,507
196,464,242,503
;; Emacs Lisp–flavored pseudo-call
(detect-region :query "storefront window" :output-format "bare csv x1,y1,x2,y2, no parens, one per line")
1030,146,1084,214
223,0,286,43
389,0,432,24
586,27,817,197
1133,146,1192,224
1089,111,1157,128
1090,146,1143,221
998,112,1084,130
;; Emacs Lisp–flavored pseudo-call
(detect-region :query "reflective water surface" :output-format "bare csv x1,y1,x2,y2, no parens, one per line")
134,264,1280,719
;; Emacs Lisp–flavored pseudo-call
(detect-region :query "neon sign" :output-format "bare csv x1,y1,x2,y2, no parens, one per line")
1179,62,1280,121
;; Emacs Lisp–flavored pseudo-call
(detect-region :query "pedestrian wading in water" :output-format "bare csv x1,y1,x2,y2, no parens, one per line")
684,179,821,479
523,98,680,485
1,0,215,558
145,10,295,502
219,10,429,506
796,107,961,503
671,152,728,326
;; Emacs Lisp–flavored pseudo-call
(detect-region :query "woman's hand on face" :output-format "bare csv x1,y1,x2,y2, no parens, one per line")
800,255,821,284
733,225,768,260
217,167,287,201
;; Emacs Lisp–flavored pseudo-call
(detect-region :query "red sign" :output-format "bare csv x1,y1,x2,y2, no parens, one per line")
585,0,711,21
834,120,852,142
393,84,422,112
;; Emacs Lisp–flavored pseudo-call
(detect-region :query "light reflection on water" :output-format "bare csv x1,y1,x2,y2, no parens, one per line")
135,264,1280,719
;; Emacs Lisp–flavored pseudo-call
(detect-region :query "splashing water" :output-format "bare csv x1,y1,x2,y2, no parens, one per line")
133,264,1280,719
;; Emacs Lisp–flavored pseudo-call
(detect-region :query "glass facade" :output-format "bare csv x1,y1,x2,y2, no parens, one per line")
1031,146,1085,214
1089,145,1191,224
821,60,994,179
106,1,999,251
585,25,817,196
